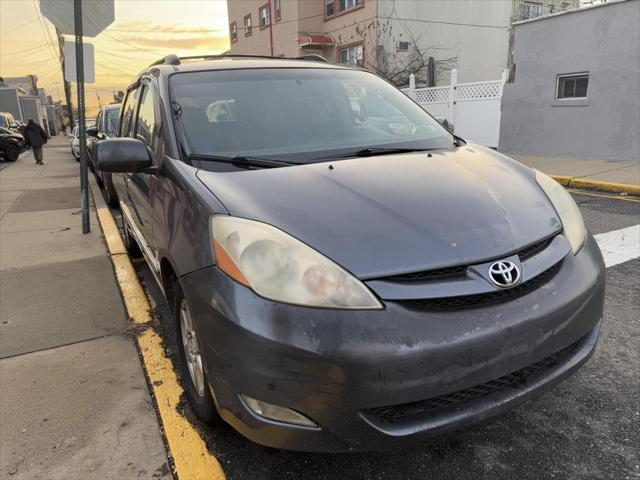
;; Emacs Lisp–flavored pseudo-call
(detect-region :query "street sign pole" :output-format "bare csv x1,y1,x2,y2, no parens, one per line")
73,0,90,234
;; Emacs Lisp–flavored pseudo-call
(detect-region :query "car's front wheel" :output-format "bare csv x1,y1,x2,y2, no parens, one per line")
4,143,19,161
174,288,217,423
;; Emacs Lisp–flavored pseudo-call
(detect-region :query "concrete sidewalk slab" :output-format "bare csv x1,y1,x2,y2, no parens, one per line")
0,226,104,270
0,178,35,191
0,256,128,358
0,191,22,217
1,208,97,233
9,187,83,213
31,175,81,190
0,335,170,480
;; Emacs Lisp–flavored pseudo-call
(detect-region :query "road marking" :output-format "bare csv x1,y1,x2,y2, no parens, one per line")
91,180,226,480
594,225,640,268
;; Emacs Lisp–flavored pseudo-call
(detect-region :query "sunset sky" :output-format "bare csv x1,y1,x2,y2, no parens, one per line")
0,0,230,115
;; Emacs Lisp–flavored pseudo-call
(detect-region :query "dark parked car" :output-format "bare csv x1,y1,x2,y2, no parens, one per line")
87,104,121,206
97,55,605,452
0,126,26,161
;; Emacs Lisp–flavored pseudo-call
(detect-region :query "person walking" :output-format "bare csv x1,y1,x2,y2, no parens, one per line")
23,119,49,165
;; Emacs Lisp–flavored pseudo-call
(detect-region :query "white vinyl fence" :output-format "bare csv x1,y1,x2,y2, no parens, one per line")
404,69,508,148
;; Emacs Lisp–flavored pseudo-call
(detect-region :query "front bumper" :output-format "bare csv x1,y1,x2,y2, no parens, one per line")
180,234,605,452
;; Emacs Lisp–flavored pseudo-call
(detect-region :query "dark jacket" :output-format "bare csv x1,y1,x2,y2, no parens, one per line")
24,122,48,147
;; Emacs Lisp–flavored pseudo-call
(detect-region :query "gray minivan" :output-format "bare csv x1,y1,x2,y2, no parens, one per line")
97,55,604,452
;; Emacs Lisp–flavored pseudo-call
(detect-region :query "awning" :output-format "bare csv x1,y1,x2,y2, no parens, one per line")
298,34,335,48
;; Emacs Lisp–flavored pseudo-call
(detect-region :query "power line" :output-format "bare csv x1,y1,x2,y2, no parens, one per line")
0,17,40,37
1,43,49,56
31,0,59,62
101,32,165,55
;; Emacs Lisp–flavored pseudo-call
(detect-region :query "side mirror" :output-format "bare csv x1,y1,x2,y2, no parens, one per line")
86,127,99,137
96,138,152,173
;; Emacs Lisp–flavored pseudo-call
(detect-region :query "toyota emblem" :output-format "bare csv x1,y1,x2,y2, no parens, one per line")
488,260,521,288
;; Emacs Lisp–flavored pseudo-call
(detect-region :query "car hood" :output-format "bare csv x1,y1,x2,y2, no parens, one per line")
196,145,562,279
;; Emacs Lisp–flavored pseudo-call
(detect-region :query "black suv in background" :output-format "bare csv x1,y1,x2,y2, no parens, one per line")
87,104,121,206
96,55,603,452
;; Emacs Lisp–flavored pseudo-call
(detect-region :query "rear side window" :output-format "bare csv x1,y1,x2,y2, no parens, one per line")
135,86,158,149
120,87,140,137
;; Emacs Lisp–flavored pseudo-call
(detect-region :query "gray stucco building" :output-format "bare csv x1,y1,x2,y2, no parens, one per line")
499,0,640,161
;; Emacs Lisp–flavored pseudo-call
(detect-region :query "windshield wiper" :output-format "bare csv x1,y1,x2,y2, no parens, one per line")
312,147,434,161
188,153,297,169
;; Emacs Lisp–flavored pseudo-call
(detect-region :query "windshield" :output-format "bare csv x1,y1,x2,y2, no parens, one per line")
170,68,453,163
104,106,120,137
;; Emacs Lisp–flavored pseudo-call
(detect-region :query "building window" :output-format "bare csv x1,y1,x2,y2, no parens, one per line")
274,0,281,21
557,73,589,99
230,22,237,43
522,2,543,19
244,14,252,36
326,0,334,16
326,0,362,17
397,41,409,52
340,0,362,12
339,44,363,67
259,4,270,29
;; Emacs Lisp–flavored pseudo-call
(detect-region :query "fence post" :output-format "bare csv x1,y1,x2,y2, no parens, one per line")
448,69,458,129
499,68,508,102
409,73,416,100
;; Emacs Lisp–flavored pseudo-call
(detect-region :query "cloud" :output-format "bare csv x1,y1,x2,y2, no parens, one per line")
107,21,227,37
117,35,228,50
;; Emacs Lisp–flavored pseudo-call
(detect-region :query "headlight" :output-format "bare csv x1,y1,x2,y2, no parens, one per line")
211,216,383,309
535,170,586,254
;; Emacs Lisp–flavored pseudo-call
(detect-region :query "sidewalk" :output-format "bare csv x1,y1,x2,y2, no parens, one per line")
510,154,640,191
0,137,170,479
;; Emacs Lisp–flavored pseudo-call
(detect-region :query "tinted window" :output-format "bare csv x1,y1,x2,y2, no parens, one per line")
135,87,157,148
120,87,140,137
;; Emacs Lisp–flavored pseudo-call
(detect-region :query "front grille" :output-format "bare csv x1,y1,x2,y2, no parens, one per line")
384,265,468,282
366,338,582,422
381,235,557,283
518,236,555,261
397,261,562,312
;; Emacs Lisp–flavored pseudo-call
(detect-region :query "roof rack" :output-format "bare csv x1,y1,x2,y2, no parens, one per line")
146,53,330,70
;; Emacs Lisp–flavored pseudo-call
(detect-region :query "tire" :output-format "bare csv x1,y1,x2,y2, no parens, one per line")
103,174,119,208
173,286,218,423
4,143,19,162
120,214,142,258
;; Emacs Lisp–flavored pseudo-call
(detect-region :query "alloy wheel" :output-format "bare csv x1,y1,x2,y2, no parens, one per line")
180,299,205,397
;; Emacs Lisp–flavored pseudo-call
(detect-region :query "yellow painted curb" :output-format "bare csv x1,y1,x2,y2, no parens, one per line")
551,175,640,196
139,328,226,480
95,205,226,480
568,178,640,196
550,175,572,187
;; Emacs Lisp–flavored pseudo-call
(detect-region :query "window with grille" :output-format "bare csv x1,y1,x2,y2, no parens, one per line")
244,14,252,36
230,22,237,43
557,73,589,99
397,41,409,52
339,44,363,67
259,5,269,28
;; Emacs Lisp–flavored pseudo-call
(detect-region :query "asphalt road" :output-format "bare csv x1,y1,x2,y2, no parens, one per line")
113,191,639,480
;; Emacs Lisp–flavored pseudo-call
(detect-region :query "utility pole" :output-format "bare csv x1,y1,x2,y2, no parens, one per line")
56,27,74,126
74,0,90,234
